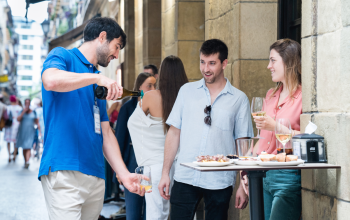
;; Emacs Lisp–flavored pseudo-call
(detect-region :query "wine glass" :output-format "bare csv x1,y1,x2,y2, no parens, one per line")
275,118,292,154
251,97,265,139
135,166,152,192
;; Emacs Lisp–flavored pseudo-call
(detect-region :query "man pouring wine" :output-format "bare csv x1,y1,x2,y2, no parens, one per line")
39,17,148,220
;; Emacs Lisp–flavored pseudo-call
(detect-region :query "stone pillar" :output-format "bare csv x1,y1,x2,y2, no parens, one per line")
161,0,205,81
124,0,136,89
300,0,350,219
135,0,162,76
205,0,277,219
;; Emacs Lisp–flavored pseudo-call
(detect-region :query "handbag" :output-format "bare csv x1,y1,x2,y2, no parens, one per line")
0,109,7,130
5,111,12,127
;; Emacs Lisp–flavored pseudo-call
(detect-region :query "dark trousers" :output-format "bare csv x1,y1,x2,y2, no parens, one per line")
170,181,233,220
124,187,146,220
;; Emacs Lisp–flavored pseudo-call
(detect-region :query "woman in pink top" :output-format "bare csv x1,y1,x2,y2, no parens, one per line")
253,39,302,220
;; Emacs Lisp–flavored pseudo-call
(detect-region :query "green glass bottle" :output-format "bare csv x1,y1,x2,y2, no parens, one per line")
94,86,141,100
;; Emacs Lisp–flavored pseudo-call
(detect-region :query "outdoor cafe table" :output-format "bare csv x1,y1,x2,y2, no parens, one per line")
181,162,341,220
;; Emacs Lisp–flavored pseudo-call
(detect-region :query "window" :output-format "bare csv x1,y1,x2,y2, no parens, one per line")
21,55,33,60
22,45,33,50
20,75,32,80
21,25,31,29
278,0,301,44
21,35,34,40
17,65,32,70
21,86,32,91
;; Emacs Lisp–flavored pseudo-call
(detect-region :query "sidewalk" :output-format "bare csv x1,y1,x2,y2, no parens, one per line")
0,142,48,220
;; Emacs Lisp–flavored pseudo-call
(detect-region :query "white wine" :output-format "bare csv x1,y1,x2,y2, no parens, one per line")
252,111,266,117
275,134,292,144
95,86,141,100
140,184,152,192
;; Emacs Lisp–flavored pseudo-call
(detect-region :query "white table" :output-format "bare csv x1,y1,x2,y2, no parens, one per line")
181,162,341,220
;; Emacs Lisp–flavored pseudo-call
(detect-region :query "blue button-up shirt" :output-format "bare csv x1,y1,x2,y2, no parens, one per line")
166,78,254,189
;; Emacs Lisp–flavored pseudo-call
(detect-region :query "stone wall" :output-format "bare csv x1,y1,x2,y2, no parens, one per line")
205,0,277,219
124,0,136,89
300,0,350,219
161,0,205,81
134,0,162,76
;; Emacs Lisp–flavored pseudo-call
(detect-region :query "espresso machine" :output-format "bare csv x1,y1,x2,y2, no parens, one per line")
292,133,327,163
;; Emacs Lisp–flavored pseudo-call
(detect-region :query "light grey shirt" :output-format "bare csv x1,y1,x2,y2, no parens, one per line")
166,78,254,189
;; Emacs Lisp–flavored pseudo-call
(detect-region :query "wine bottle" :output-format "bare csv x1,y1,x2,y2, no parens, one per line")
94,86,141,100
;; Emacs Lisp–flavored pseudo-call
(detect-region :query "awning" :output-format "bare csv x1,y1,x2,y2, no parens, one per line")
48,20,89,52
25,0,48,19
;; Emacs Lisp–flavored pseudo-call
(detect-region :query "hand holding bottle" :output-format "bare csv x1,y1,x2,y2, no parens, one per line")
96,74,123,100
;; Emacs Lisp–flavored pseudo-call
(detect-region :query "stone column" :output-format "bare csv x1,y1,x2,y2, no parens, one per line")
300,0,350,219
205,0,277,219
124,0,136,89
135,0,161,76
161,0,205,81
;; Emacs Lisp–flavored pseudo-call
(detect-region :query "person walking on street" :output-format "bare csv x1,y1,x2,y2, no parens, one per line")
158,39,254,220
16,98,41,168
4,95,22,162
39,17,146,220
114,72,156,220
129,56,188,219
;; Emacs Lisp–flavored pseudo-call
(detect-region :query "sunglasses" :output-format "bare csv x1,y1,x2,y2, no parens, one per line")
204,105,211,125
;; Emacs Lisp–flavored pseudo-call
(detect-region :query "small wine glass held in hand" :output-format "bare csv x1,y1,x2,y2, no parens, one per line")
275,118,292,154
135,166,152,193
251,97,265,139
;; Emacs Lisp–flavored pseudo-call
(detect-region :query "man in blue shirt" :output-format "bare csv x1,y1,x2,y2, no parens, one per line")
39,17,146,220
158,39,253,220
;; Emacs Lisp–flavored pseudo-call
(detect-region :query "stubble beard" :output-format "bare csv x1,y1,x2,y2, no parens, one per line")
97,42,110,67
202,70,222,84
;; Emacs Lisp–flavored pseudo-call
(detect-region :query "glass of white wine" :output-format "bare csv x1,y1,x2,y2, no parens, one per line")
135,166,152,192
251,97,265,139
275,118,292,154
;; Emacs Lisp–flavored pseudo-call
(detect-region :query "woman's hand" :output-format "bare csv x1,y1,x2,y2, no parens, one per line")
253,115,276,132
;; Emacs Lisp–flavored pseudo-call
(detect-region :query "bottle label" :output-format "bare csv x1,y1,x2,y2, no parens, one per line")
93,105,101,134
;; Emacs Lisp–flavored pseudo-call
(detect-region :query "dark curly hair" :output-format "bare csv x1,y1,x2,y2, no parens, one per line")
83,17,127,49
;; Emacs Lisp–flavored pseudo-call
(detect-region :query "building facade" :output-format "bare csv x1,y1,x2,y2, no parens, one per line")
0,2,17,101
46,0,349,218
13,16,44,99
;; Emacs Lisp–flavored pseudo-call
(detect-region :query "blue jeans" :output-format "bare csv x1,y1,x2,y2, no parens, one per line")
263,170,301,220
124,187,146,220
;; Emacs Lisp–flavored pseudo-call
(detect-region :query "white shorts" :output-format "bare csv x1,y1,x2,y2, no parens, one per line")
41,170,105,220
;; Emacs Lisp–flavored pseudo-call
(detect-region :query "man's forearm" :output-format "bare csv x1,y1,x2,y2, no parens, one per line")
102,122,129,177
162,126,180,176
42,68,99,92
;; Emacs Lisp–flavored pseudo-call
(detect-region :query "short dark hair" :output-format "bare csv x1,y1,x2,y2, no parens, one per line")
83,17,127,49
199,39,228,63
133,72,155,91
144,64,158,75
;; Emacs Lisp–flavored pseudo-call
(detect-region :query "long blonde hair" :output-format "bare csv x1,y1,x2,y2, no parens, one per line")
269,39,301,99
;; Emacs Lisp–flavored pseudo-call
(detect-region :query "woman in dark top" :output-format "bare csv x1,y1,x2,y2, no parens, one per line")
114,72,156,220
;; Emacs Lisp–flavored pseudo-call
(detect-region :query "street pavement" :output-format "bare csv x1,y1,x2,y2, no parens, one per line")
0,142,48,220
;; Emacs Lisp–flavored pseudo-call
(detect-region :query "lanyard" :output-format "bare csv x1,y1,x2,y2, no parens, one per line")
93,84,97,106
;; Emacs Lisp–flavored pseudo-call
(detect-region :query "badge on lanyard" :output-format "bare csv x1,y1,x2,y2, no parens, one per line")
93,84,101,134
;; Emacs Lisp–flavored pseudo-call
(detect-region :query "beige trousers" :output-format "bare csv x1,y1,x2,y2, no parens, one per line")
41,170,105,220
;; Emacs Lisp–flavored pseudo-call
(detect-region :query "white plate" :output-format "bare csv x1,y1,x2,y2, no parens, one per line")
257,159,304,166
234,158,260,166
193,159,234,167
